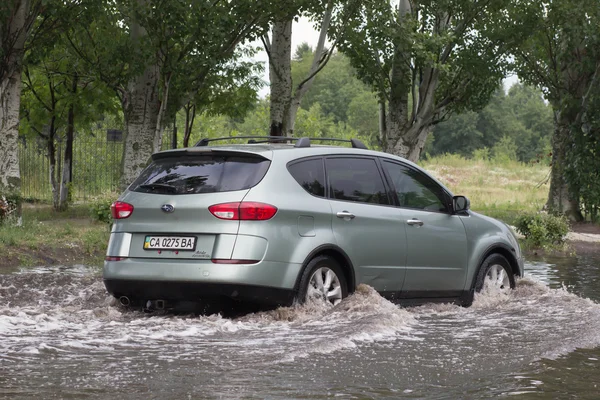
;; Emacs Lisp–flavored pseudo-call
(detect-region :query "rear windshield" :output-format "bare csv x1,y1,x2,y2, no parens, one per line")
129,155,270,195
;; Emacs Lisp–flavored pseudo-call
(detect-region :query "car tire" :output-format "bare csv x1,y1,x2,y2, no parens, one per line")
474,253,516,293
296,255,348,306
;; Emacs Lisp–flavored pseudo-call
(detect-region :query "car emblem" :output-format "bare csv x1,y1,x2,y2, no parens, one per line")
161,204,175,213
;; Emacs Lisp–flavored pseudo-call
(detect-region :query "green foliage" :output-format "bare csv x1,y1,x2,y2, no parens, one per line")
291,51,377,125
514,212,569,248
472,147,491,161
332,0,514,126
429,85,553,163
492,136,518,164
89,198,113,225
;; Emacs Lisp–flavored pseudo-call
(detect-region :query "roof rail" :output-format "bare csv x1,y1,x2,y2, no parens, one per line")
294,137,368,149
195,136,297,147
193,136,368,149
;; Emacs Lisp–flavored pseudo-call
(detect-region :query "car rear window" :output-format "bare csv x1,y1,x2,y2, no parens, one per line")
129,155,270,195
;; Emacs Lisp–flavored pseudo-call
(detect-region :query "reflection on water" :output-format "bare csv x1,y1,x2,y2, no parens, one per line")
0,252,599,399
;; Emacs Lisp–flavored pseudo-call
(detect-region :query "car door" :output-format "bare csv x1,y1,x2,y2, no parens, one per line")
326,156,407,295
381,160,468,298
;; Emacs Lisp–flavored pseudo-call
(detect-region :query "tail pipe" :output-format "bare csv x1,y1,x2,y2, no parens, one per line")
119,296,130,306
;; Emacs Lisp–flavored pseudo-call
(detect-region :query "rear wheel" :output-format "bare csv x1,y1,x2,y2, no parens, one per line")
474,253,516,293
296,256,348,306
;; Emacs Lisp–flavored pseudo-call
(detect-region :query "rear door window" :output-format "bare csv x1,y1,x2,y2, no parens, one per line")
287,158,326,197
129,155,270,195
326,157,390,205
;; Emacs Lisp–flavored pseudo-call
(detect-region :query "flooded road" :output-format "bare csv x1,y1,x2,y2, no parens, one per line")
1,254,600,399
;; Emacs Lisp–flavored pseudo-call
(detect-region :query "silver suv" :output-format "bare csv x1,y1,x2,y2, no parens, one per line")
103,136,524,309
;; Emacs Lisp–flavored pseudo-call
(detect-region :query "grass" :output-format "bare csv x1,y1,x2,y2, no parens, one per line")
0,203,110,269
421,154,550,225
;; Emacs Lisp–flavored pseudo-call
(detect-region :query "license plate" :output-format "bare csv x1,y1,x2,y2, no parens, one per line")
143,236,196,251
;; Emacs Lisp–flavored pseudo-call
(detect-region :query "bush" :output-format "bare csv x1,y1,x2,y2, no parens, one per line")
492,135,518,164
89,198,113,224
514,212,569,248
472,147,490,161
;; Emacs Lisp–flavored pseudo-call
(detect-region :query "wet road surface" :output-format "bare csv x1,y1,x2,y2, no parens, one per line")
1,253,600,399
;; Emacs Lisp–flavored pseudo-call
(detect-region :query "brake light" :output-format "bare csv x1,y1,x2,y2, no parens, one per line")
111,201,134,219
208,202,277,220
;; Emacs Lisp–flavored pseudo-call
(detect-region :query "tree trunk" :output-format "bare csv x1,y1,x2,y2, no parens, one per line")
0,1,30,198
382,0,411,158
119,3,164,189
59,73,77,211
171,115,177,149
268,20,292,137
546,114,583,221
182,102,196,148
120,63,161,188
285,1,335,136
378,97,387,148
46,119,60,210
0,67,23,195
382,1,445,162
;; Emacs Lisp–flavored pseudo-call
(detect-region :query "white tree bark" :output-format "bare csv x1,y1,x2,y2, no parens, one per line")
120,63,162,188
267,20,292,136
0,69,22,193
119,2,164,189
0,1,30,194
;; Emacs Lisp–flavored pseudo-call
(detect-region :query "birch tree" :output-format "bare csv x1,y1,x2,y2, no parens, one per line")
334,0,515,161
0,0,42,198
265,0,359,136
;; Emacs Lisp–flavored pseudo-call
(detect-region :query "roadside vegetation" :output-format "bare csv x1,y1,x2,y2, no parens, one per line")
0,203,110,270
421,154,550,225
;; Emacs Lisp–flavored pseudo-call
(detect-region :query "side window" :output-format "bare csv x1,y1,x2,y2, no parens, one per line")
288,158,326,197
382,161,448,212
326,157,390,205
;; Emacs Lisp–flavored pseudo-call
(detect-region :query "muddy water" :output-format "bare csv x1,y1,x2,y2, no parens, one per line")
1,254,600,399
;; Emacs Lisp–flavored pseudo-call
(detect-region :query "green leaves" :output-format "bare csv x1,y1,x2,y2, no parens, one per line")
514,212,569,248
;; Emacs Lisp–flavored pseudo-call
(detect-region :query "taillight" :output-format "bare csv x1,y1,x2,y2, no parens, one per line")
111,201,134,219
208,202,277,220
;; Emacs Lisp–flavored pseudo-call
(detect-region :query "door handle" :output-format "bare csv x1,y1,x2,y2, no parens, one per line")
336,211,355,219
406,219,424,226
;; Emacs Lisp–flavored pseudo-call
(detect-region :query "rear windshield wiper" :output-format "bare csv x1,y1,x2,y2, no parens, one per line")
137,183,178,194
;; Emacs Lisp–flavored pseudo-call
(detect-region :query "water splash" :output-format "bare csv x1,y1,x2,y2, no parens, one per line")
2,264,600,398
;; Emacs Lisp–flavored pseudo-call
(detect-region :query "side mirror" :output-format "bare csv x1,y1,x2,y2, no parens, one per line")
453,195,470,213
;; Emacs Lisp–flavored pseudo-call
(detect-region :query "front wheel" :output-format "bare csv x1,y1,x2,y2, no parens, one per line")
474,253,516,293
296,256,348,306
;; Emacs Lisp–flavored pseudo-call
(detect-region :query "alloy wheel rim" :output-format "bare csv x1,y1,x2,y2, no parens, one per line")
484,264,511,290
307,267,343,305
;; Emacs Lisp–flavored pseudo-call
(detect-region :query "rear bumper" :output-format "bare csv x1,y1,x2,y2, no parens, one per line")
103,257,302,305
104,279,295,305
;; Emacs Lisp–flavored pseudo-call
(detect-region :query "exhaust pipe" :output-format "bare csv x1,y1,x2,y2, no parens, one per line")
155,300,165,310
119,296,130,306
